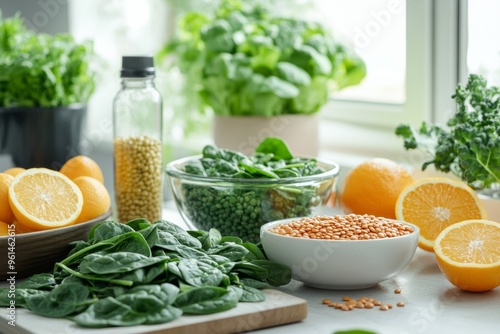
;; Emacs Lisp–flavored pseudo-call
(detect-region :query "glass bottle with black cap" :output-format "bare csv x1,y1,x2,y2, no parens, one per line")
112,56,163,223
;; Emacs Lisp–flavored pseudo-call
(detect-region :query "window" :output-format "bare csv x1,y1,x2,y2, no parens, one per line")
467,0,500,85
314,0,435,161
66,0,492,164
309,0,406,104
68,0,169,153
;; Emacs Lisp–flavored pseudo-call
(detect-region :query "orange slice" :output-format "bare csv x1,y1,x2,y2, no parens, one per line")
434,219,500,292
8,168,83,230
395,177,487,251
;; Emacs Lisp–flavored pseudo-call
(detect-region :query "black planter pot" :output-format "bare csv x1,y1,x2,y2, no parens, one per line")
0,104,87,169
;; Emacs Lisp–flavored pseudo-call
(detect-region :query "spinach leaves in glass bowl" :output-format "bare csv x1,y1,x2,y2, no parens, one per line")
166,138,339,243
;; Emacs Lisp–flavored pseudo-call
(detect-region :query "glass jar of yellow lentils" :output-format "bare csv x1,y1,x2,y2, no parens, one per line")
112,56,163,223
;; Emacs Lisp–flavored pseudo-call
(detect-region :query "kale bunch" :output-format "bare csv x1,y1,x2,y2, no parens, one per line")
177,138,332,242
396,74,500,190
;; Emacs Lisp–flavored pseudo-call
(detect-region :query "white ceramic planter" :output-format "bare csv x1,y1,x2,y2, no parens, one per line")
212,114,318,157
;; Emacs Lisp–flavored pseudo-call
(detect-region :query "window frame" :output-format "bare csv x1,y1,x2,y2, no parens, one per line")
317,0,464,163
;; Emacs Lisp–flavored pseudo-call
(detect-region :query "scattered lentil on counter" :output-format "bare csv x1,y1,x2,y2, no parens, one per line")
269,214,414,240
322,296,406,312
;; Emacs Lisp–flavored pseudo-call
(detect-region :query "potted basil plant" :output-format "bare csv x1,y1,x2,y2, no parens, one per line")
0,14,95,169
158,0,366,156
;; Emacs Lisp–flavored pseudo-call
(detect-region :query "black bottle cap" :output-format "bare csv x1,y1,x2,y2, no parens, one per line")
120,56,155,78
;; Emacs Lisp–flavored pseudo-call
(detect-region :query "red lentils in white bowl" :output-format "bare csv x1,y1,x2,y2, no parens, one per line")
260,214,419,290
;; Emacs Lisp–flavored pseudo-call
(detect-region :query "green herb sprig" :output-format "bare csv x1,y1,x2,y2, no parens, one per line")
395,74,500,190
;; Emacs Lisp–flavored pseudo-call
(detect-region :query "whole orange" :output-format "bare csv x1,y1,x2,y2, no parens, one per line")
0,173,15,223
72,176,111,224
2,167,25,177
339,158,414,219
59,155,104,183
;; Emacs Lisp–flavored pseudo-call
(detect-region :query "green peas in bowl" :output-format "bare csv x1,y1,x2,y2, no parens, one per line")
165,138,339,243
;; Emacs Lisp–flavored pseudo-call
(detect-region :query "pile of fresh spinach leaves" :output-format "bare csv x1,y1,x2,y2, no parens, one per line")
0,219,291,328
171,137,334,242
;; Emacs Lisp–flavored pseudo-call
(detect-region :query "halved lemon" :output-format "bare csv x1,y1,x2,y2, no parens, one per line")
434,219,500,292
395,177,487,251
8,168,83,230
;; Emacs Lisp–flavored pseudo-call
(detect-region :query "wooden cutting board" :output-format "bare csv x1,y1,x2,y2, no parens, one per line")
0,289,307,334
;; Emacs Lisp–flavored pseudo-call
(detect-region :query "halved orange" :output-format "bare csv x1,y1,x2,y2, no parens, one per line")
395,177,487,251
8,168,83,230
0,221,10,236
434,219,500,292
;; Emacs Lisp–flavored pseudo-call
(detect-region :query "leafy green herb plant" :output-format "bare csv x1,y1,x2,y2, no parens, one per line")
0,219,291,328
158,0,365,117
0,13,95,107
396,74,500,191
167,137,337,242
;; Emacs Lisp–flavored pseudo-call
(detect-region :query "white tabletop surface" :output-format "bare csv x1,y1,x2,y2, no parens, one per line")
1,206,497,334
162,205,500,334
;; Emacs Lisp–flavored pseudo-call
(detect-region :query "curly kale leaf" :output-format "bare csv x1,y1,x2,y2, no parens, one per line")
395,74,500,189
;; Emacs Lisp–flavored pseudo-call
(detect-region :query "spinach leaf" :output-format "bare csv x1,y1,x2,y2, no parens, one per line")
129,283,179,305
177,259,225,287
232,262,268,280
0,288,49,308
60,231,151,267
17,273,56,290
175,286,239,314
138,224,160,248
25,283,93,318
241,242,267,260
207,243,249,261
144,263,167,284
125,218,151,231
73,297,146,328
79,253,167,275
56,263,134,287
251,260,292,286
237,285,266,302
92,222,136,243
255,137,294,161
238,278,271,290
175,244,210,260
200,228,222,250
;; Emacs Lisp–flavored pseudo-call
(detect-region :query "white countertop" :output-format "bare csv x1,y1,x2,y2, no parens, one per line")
1,206,497,334
163,205,500,334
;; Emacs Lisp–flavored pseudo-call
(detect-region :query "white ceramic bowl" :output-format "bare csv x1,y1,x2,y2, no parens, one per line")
260,217,419,290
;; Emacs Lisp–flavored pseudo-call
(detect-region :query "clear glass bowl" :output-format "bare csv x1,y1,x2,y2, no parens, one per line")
166,156,340,243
